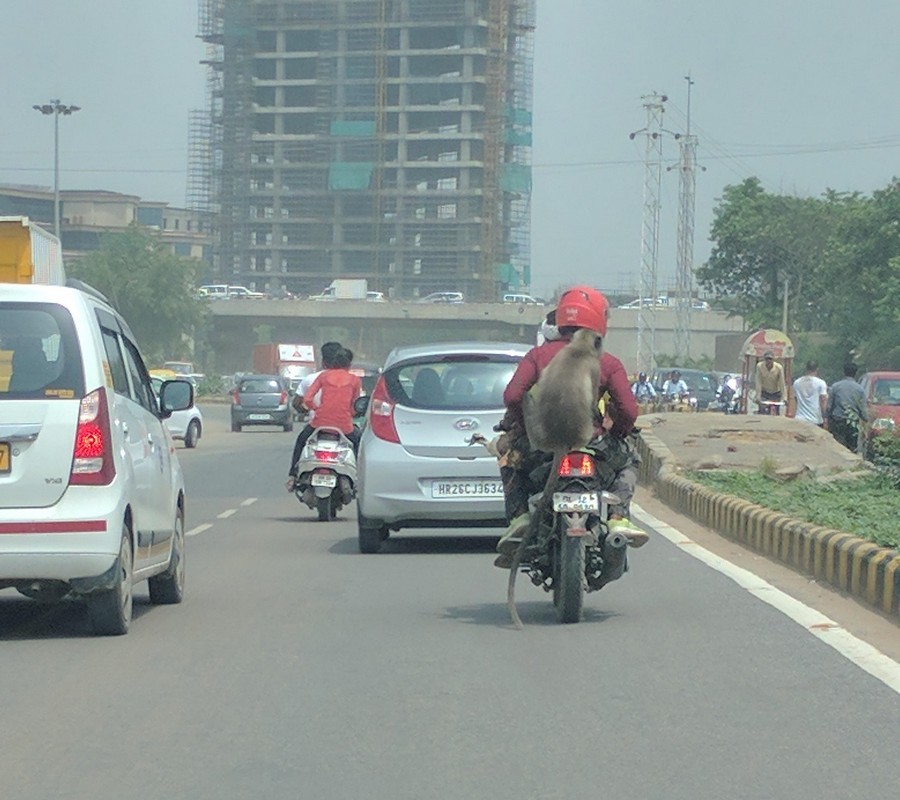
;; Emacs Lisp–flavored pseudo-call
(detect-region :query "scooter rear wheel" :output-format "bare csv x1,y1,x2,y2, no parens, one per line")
317,495,335,522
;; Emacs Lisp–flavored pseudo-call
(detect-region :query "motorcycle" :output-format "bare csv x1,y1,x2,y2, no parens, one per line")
510,437,631,626
292,427,357,521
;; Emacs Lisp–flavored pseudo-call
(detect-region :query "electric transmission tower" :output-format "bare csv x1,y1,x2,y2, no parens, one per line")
674,76,700,362
630,93,668,374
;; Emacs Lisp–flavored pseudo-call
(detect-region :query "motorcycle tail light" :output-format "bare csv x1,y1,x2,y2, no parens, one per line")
558,452,594,477
369,376,400,444
314,449,339,462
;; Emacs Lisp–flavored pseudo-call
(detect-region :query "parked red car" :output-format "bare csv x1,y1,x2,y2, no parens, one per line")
858,371,900,452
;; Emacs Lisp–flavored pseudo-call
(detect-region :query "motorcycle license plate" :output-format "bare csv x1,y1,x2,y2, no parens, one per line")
311,473,337,488
552,492,599,513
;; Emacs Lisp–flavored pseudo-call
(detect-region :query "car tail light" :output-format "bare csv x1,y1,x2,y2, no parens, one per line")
70,387,116,485
558,452,595,478
232,389,240,404
279,389,288,405
369,376,400,444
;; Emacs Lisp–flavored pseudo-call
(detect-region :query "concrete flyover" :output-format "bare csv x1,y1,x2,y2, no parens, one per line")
205,299,746,374
634,415,900,620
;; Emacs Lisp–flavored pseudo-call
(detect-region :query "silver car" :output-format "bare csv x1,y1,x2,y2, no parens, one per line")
355,341,530,553
230,374,293,432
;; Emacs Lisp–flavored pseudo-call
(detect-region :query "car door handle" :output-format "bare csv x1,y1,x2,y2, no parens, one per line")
122,423,129,437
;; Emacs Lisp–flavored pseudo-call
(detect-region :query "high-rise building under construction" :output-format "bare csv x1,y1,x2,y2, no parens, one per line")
191,0,534,301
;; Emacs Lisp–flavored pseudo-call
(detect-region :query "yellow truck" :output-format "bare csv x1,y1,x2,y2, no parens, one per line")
0,217,66,388
0,216,65,286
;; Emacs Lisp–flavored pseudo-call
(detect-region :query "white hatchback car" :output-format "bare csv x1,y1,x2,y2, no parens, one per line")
0,281,193,635
151,375,203,448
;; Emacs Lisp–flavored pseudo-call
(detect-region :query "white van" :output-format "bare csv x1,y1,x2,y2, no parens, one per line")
0,281,194,634
198,284,229,299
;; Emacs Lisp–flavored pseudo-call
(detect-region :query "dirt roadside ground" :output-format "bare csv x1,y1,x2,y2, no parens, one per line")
632,411,900,660
635,410,864,475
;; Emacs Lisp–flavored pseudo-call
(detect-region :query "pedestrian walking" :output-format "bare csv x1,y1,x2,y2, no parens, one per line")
790,360,827,426
825,363,867,451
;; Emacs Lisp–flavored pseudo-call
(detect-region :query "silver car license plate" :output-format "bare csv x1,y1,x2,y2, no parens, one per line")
431,480,504,498
552,492,599,513
247,413,270,420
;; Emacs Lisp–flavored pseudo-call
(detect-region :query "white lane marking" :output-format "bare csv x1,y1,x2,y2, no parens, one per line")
240,498,257,507
632,503,900,696
186,523,213,537
217,509,236,519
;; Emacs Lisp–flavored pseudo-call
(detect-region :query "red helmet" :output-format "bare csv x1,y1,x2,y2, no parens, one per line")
555,285,609,336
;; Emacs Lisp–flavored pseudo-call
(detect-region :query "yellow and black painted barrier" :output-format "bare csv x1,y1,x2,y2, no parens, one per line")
635,432,900,619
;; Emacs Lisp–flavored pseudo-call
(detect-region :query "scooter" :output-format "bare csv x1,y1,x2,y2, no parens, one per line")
292,427,357,521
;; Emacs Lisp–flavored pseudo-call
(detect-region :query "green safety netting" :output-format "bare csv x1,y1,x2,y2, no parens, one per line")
500,164,532,194
330,120,376,137
506,107,533,126
505,129,533,146
328,162,375,190
497,263,519,288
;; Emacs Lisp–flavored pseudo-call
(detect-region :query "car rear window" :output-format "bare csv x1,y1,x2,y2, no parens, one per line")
872,379,900,405
0,303,85,399
239,378,282,393
385,356,518,410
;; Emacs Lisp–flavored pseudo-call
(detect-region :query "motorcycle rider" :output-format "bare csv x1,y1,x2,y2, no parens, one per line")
286,346,361,489
662,370,689,401
494,286,648,567
631,371,657,403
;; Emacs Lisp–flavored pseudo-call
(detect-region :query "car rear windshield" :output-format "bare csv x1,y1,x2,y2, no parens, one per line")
872,379,900,405
0,302,85,399
239,378,282,393
384,356,519,410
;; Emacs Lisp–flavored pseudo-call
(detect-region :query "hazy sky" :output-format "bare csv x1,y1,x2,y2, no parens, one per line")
3,1,899,299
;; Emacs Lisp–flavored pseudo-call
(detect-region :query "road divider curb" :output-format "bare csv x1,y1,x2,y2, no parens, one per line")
635,432,900,619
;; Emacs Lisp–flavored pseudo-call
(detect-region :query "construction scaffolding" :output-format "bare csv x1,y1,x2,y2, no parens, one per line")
190,0,534,299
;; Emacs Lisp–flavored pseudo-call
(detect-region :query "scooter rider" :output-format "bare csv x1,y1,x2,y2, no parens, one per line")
495,286,648,566
286,346,361,490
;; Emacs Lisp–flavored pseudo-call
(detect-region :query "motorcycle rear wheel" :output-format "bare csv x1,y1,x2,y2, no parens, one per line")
554,527,585,624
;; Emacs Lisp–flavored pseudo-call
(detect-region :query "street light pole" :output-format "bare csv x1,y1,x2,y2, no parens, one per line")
33,99,81,242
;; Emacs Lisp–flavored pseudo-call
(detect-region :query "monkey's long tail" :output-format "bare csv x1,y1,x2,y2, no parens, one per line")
507,453,563,630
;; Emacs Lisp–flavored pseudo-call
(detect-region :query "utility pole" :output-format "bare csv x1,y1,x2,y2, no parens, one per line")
674,76,699,362
630,92,667,374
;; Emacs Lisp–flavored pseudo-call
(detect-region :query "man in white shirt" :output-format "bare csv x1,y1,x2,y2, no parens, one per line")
790,360,828,425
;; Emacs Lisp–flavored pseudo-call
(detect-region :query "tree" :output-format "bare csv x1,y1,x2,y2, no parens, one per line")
697,177,839,331
68,225,205,365
818,179,900,368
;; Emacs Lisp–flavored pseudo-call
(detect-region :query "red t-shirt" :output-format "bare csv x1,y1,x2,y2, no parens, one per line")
503,340,638,437
304,368,362,434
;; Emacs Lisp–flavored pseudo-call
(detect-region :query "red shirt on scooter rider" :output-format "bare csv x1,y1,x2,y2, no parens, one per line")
304,348,362,435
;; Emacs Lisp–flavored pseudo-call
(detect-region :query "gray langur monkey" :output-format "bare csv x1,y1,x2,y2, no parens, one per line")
523,327,602,453
507,327,603,629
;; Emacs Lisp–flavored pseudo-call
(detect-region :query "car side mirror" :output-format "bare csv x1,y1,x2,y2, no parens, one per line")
353,396,370,417
159,379,194,418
